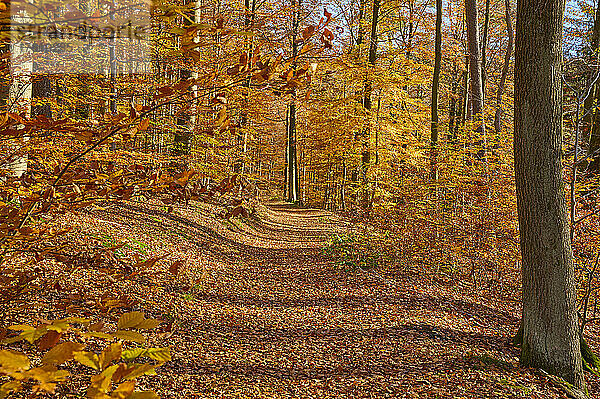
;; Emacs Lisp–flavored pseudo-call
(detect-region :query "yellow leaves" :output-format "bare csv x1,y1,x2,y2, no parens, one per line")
110,380,136,398
114,363,157,381
0,350,30,373
111,331,146,344
74,351,101,370
4,324,46,344
42,342,84,365
215,107,227,127
88,363,119,398
99,343,122,370
117,312,154,330
137,119,150,132
0,380,22,399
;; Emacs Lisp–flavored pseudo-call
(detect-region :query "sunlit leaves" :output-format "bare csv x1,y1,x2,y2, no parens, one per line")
42,342,84,365
0,350,30,372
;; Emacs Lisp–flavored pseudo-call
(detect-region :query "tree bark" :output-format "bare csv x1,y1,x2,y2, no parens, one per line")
495,0,514,134
431,0,442,179
514,0,586,388
286,0,300,203
481,0,491,101
465,0,485,132
360,0,380,208
586,0,600,171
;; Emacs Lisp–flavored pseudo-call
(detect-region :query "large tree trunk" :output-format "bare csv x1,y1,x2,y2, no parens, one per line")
514,0,585,389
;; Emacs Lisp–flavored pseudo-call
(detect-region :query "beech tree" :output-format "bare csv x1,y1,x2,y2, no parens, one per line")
514,0,585,389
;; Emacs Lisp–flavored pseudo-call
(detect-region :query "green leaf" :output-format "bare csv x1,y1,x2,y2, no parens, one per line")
120,348,146,362
144,348,171,362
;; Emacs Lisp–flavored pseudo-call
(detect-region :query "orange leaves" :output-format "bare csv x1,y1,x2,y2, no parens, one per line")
321,28,334,49
302,25,316,41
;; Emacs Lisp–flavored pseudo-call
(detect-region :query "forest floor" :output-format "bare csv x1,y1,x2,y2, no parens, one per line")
6,200,600,398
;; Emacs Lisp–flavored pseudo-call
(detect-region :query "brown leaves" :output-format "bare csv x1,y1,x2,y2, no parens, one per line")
38,331,62,351
321,28,334,49
169,260,184,276
224,206,249,219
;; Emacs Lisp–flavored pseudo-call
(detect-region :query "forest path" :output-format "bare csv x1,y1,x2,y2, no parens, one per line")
86,201,564,398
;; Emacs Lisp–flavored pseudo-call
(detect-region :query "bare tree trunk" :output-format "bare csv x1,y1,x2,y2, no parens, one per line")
583,0,600,130
515,0,585,389
586,0,600,171
465,0,485,133
360,0,380,209
286,0,300,203
495,0,514,134
431,0,442,180
481,0,491,101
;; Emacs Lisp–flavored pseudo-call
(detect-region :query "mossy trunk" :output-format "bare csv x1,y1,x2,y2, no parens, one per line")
514,323,600,373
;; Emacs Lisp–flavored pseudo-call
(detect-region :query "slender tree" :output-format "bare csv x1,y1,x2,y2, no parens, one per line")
360,0,381,208
431,0,442,179
494,0,514,134
514,0,586,389
286,0,300,203
464,0,485,133
585,0,600,171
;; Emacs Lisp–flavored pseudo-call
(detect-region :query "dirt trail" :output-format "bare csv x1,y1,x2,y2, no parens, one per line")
81,201,592,398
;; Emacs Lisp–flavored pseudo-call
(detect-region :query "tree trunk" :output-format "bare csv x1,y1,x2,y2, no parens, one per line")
586,0,600,171
465,0,485,132
495,0,514,134
514,0,585,389
431,0,442,180
360,0,380,208
286,0,300,203
583,0,600,130
481,0,491,101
